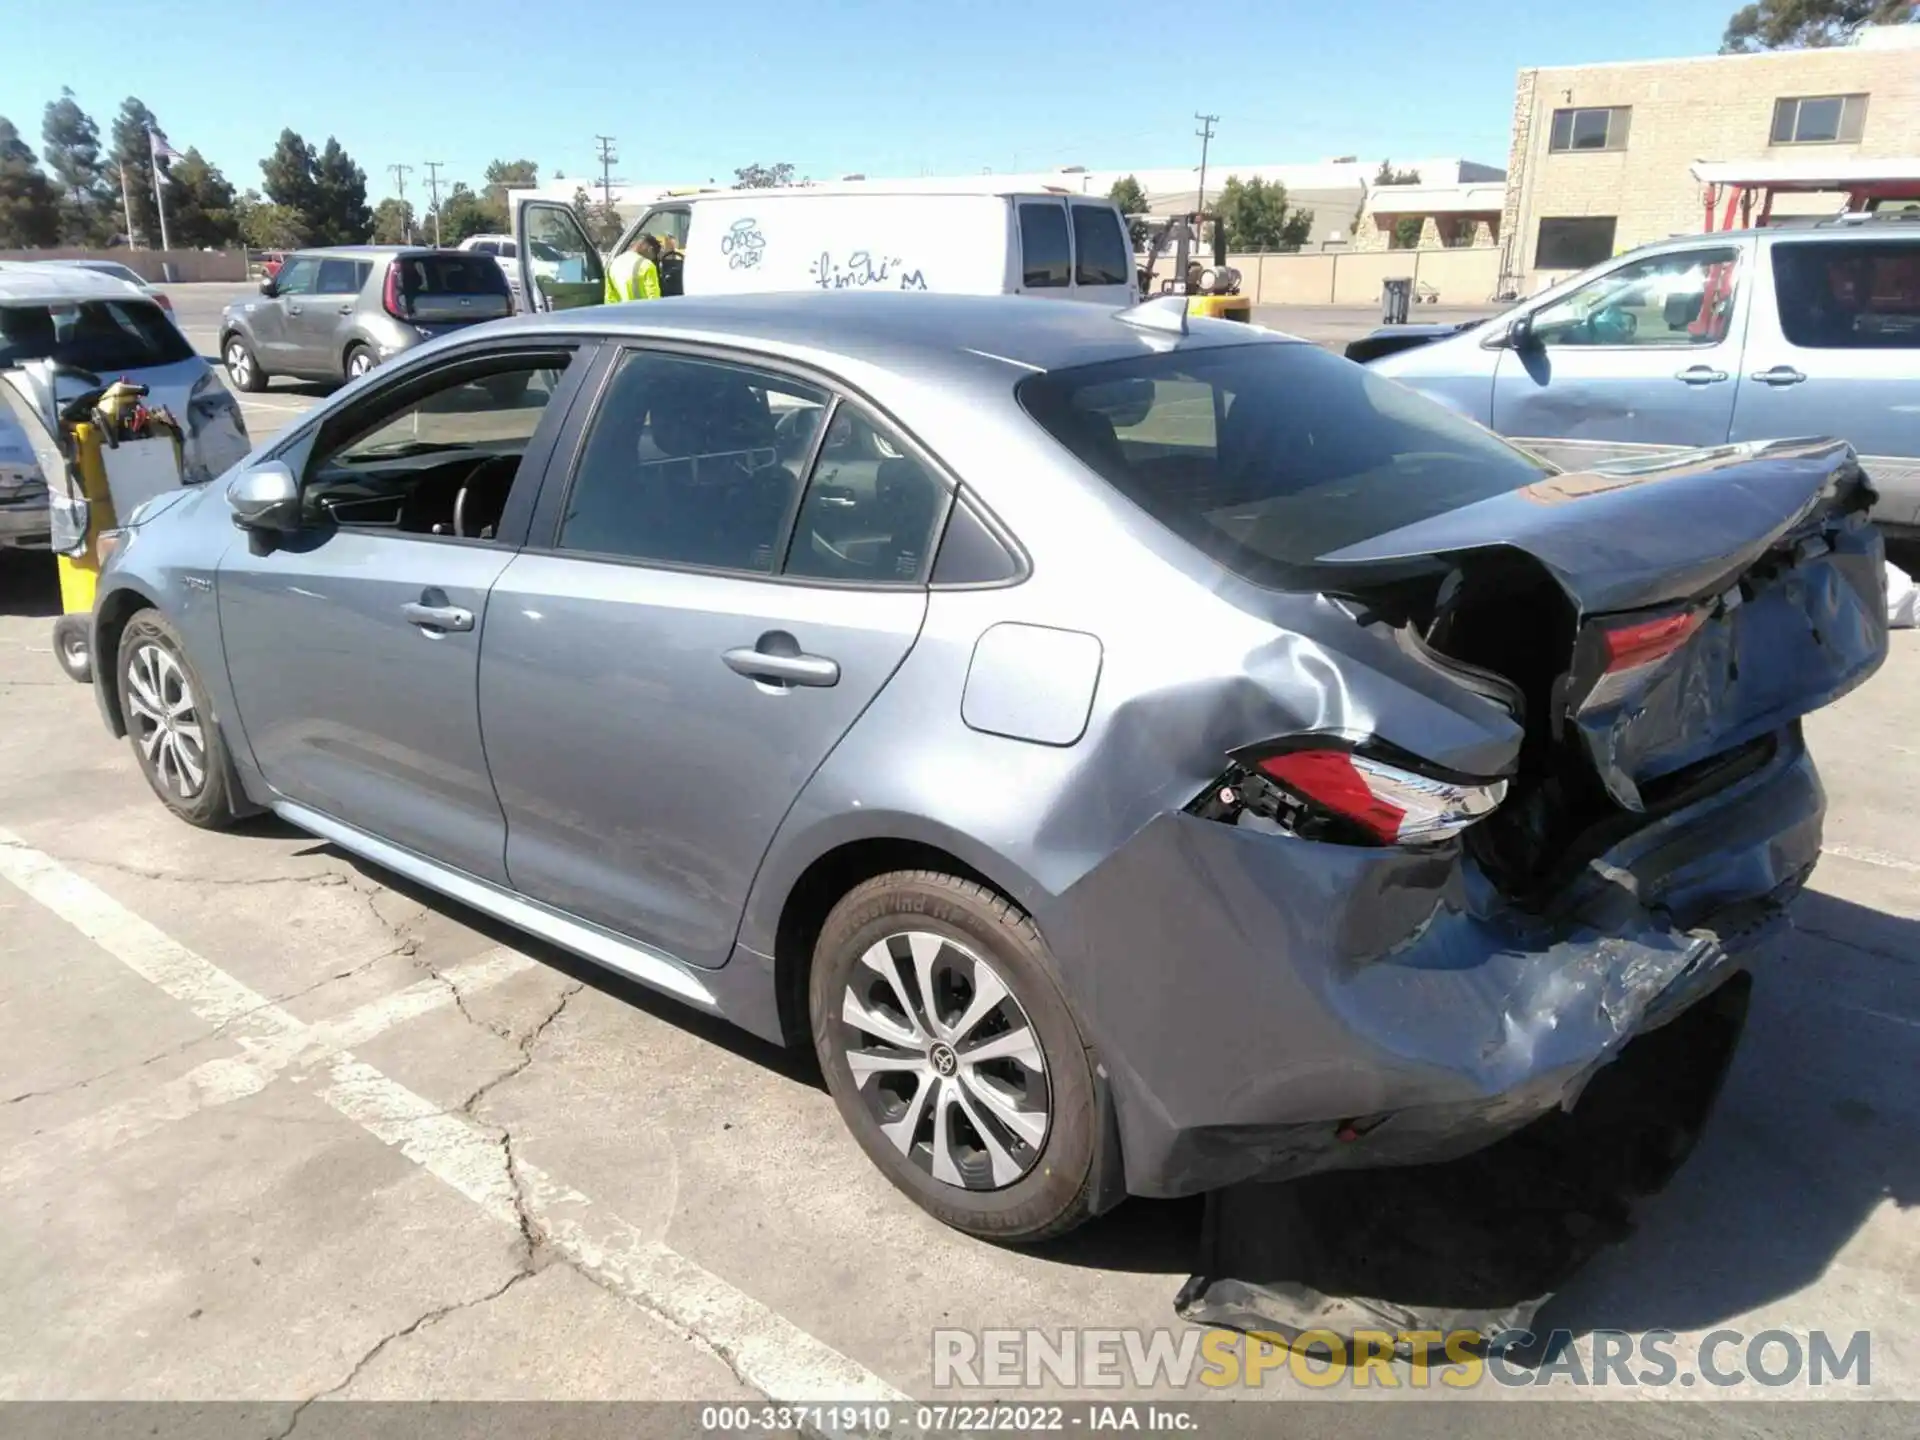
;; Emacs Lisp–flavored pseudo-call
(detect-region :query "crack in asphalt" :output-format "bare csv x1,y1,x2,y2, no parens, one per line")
1794,920,1919,971
0,837,357,890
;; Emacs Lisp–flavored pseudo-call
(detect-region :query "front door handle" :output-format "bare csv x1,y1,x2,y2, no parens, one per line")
723,640,839,688
1749,366,1806,387
1676,365,1729,385
403,601,474,633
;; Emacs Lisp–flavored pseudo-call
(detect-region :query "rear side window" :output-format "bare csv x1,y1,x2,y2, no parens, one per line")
0,298,193,372
1072,205,1132,287
1018,343,1549,591
315,258,364,294
397,254,510,297
470,241,498,256
1772,240,1920,349
1019,203,1070,289
559,351,828,572
786,409,947,584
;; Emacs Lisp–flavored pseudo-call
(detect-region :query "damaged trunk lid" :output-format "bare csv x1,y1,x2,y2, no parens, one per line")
1320,439,1888,809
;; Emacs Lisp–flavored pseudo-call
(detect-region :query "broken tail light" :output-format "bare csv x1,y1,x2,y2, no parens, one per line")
1193,744,1507,847
1597,608,1706,674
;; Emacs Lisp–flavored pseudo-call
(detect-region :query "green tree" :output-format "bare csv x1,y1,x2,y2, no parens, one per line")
733,161,794,189
1214,175,1313,252
108,96,164,246
1374,160,1421,186
164,148,240,248
435,182,498,244
1392,217,1425,249
483,158,537,209
571,185,624,250
40,88,112,245
1722,0,1913,50
312,138,372,244
371,196,415,244
0,116,62,248
260,129,320,229
1108,174,1150,246
235,189,306,249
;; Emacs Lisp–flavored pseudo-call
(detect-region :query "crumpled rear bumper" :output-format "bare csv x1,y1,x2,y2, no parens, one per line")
1048,728,1822,1200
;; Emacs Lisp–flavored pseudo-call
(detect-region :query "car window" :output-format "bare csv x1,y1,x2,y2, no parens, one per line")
786,410,947,584
470,241,498,256
1018,342,1549,592
394,253,510,296
641,207,692,247
559,350,828,573
77,261,144,287
1772,240,1920,350
275,257,319,296
498,240,517,259
0,297,193,371
1529,248,1741,348
1019,203,1071,289
523,205,603,292
1071,204,1132,288
301,354,572,539
315,258,363,294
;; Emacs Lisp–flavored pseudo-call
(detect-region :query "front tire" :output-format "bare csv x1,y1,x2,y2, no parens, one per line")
52,615,92,684
118,612,241,829
810,870,1099,1243
223,335,266,392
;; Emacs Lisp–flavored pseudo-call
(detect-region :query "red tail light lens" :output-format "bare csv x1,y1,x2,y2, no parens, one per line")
1598,609,1705,673
1254,749,1507,846
381,262,409,321
152,293,173,313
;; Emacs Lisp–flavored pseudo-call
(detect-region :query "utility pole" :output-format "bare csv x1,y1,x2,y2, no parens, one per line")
423,161,444,247
1193,113,1218,214
594,135,618,208
388,163,414,242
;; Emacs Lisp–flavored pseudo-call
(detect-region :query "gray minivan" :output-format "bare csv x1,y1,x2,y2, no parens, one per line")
1362,221,1920,536
219,246,512,391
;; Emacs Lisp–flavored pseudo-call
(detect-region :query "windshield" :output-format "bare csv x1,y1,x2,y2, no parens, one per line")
0,297,192,373
1018,342,1551,590
395,254,510,297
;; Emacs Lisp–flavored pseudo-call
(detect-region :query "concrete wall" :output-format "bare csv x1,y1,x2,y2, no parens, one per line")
1503,34,1920,290
0,248,248,282
1223,246,1500,305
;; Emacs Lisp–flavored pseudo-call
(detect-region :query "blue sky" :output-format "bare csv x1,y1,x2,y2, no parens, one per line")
3,0,1743,198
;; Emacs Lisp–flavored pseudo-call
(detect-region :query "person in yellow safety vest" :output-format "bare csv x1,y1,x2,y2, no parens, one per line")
605,233,663,303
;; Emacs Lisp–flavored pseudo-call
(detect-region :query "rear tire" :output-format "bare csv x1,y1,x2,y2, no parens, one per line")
223,335,266,392
810,870,1099,1243
51,615,93,684
118,612,241,829
344,345,376,382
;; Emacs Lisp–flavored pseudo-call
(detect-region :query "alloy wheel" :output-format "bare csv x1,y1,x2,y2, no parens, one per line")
838,931,1051,1190
347,351,373,379
225,341,252,388
125,643,206,801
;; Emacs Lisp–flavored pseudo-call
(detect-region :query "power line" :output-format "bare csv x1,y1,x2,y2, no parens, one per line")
388,163,414,242
593,135,618,208
423,161,445,247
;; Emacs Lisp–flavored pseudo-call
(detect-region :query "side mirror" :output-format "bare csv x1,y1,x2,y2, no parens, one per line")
1505,313,1538,350
259,277,278,297
228,462,300,532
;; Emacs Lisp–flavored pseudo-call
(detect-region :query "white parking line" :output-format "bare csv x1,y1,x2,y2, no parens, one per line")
1825,841,1920,875
0,826,906,1414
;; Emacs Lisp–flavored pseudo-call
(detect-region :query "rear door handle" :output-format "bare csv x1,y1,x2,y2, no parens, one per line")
337,303,354,314
287,304,303,315
1749,366,1806,387
723,644,839,688
403,601,474,633
1675,365,1728,385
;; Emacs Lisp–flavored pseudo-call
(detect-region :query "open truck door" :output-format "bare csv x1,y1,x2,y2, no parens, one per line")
513,197,608,313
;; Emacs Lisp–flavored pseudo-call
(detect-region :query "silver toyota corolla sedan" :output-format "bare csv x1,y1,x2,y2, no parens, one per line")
88,292,1887,1241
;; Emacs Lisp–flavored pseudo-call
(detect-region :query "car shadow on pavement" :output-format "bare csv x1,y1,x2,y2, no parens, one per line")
0,552,60,619
297,841,826,1090
1534,886,1918,1340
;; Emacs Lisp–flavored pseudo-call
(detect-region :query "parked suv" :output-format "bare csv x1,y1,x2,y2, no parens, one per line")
219,246,512,391
1359,218,1920,536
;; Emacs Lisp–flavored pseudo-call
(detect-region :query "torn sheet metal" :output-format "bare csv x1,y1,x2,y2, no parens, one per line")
1176,973,1751,1347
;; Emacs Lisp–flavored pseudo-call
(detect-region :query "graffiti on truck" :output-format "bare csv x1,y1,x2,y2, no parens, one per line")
810,250,929,291
721,218,766,270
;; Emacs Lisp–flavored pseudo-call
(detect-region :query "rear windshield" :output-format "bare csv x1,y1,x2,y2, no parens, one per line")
0,298,193,373
1017,343,1549,589
394,254,510,296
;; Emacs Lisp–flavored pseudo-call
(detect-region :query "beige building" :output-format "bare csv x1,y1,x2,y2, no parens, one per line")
1500,23,1920,293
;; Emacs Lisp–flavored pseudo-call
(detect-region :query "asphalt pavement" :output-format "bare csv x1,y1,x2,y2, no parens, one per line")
0,283,1911,1424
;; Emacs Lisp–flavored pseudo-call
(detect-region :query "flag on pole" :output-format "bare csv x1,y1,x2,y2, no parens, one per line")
148,128,184,182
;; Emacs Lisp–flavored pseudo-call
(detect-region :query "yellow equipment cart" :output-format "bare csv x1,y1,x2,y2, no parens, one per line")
0,363,186,684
